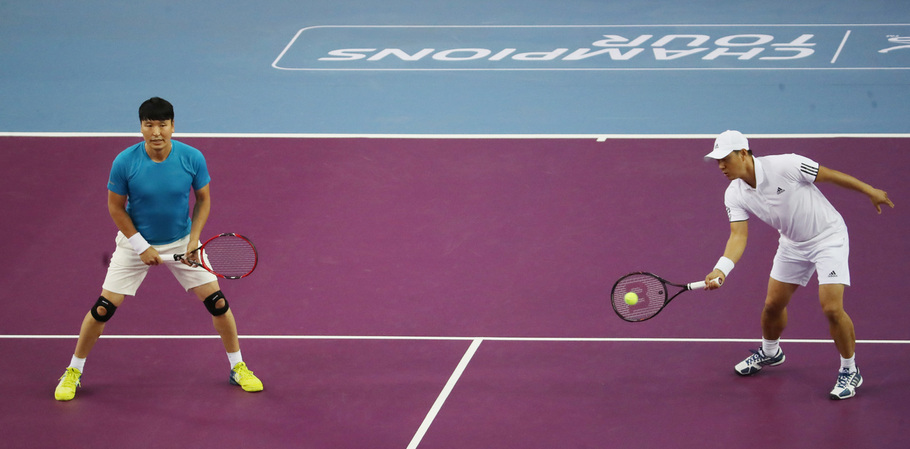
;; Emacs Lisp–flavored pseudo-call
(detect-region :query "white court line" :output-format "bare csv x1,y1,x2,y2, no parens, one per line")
3,132,910,139
2,334,909,344
407,338,482,449
7,333,908,444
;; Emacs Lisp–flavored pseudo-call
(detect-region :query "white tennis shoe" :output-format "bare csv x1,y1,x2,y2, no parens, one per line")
830,369,862,400
734,348,786,376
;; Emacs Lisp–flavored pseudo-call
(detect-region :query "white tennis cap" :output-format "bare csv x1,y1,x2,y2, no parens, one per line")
705,130,749,160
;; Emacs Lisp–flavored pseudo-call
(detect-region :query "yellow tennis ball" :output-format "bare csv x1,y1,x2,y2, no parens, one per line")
624,291,639,306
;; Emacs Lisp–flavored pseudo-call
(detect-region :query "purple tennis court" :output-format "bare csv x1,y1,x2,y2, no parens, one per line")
2,135,908,448
5,1,910,447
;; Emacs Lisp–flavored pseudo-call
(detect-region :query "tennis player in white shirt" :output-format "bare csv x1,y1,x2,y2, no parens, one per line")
703,130,894,400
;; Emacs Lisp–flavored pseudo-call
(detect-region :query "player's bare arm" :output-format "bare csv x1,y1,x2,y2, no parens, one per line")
816,166,894,213
185,184,212,265
707,220,748,289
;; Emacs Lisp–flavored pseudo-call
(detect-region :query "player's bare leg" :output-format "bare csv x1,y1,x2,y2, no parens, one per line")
191,281,262,391
74,290,126,358
212,310,240,352
56,290,125,400
761,278,798,341
191,281,240,353
820,283,862,399
734,278,796,376
819,283,855,359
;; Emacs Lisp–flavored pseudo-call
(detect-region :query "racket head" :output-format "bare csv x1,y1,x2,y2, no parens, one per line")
610,272,670,322
197,233,258,279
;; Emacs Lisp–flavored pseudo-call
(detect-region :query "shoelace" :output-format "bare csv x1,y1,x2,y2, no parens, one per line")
835,370,853,388
746,349,774,365
60,369,80,387
234,364,254,379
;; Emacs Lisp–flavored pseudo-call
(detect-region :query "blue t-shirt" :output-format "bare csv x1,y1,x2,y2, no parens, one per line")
107,140,211,245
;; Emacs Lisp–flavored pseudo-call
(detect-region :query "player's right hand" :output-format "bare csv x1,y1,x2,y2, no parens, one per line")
139,247,162,266
705,270,725,290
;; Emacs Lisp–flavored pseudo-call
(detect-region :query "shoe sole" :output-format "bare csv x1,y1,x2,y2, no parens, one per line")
54,393,75,401
230,376,263,392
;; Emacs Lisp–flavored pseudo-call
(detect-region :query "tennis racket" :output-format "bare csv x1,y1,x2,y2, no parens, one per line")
160,233,258,279
611,272,713,322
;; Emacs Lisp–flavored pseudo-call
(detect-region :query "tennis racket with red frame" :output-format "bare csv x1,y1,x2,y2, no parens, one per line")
611,272,713,322
160,233,258,279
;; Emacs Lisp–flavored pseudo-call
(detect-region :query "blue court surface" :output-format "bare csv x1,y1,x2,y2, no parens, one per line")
1,0,909,134
2,2,910,449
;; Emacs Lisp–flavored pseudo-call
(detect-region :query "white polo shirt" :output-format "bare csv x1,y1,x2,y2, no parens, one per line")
724,154,846,244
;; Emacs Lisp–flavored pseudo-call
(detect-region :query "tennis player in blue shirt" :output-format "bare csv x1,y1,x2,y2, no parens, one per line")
55,98,263,400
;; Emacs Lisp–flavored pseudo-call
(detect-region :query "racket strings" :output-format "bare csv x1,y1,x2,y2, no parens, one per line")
612,274,668,321
201,236,257,277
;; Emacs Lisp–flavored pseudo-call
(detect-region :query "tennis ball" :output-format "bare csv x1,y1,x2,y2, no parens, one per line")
624,291,639,306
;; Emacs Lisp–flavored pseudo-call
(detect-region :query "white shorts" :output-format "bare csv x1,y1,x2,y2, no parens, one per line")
770,227,850,287
102,232,218,296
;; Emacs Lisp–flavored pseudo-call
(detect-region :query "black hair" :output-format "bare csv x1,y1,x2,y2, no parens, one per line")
138,97,174,122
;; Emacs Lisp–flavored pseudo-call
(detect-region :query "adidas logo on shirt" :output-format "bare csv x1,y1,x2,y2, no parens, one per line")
776,187,786,195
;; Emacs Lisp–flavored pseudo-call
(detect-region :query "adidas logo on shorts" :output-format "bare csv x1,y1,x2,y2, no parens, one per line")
828,270,838,278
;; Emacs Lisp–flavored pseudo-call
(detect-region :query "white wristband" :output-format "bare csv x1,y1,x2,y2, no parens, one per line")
714,256,735,276
128,233,151,255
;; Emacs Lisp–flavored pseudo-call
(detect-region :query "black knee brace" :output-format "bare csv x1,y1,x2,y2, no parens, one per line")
91,296,117,322
203,290,230,316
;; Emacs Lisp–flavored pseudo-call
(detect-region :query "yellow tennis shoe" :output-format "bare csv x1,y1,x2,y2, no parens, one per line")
230,362,263,392
55,367,82,401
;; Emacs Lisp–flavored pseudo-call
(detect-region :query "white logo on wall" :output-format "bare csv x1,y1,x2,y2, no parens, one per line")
272,25,910,71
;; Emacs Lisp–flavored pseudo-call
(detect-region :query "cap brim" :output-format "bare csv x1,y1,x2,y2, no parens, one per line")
704,147,734,160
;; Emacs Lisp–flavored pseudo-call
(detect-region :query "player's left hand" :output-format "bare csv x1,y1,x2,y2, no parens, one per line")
870,188,894,214
183,242,200,267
